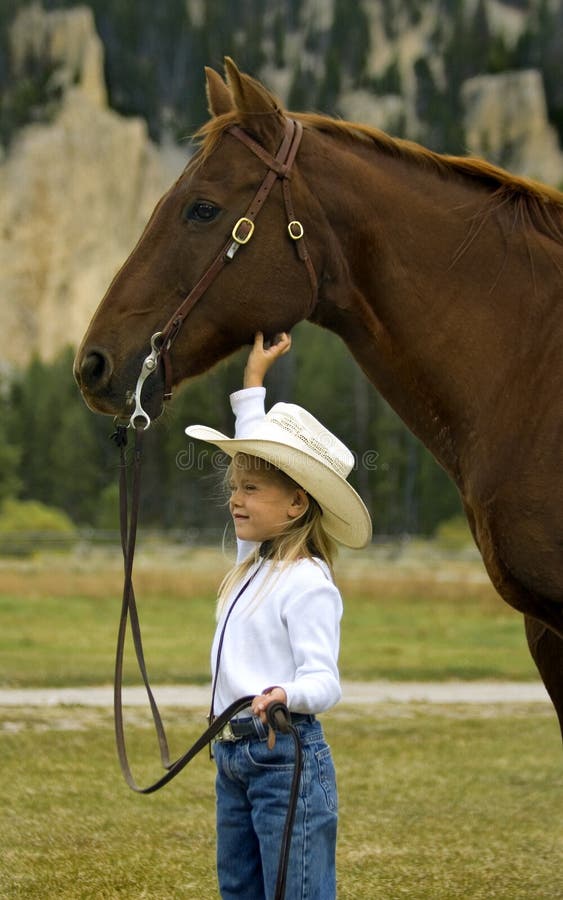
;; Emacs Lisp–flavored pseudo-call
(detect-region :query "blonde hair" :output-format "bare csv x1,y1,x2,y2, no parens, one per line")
217,454,337,617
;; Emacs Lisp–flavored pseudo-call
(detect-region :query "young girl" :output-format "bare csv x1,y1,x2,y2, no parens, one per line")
185,333,371,900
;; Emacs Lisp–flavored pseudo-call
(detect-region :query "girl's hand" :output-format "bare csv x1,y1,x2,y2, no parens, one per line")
243,332,292,388
251,686,288,724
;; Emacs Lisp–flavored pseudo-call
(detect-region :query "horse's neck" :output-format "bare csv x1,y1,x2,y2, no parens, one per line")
307,138,552,482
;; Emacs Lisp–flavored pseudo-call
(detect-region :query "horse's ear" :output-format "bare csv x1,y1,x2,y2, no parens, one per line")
224,57,285,153
205,66,234,117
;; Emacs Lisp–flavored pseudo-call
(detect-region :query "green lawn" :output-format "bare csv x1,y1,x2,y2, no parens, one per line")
0,547,539,687
1,705,561,899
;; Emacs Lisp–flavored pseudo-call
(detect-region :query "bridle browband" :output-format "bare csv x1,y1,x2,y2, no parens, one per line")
129,116,317,429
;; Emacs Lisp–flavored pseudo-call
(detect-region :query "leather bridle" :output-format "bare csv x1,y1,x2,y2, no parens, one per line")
129,116,317,429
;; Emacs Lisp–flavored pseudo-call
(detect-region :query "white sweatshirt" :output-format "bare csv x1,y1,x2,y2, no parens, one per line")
210,387,343,716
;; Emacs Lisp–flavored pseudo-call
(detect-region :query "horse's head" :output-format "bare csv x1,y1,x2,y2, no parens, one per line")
74,59,330,421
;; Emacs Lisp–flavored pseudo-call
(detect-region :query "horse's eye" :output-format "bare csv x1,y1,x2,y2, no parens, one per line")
184,201,220,222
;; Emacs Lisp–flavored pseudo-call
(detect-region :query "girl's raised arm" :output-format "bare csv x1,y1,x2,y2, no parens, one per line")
243,331,292,388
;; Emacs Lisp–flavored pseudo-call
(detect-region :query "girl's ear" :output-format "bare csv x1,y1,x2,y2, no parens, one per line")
287,489,309,519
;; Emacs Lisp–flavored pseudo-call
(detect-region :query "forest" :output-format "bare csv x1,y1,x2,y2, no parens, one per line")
1,0,563,153
0,324,463,541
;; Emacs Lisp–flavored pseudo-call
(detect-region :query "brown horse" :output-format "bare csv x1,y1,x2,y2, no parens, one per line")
75,59,563,736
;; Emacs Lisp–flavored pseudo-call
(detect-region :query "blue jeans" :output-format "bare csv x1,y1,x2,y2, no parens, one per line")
214,718,337,899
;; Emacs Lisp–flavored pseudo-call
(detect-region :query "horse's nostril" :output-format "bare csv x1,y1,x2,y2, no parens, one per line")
77,348,113,392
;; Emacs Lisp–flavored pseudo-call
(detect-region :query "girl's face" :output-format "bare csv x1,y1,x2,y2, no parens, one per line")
228,455,308,543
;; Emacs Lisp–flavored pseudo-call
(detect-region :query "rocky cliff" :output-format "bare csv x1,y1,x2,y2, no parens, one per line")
462,69,563,184
1,1,561,367
0,5,186,367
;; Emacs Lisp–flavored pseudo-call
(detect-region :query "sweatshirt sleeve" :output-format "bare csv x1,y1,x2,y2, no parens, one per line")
229,387,267,564
276,565,343,714
230,387,267,438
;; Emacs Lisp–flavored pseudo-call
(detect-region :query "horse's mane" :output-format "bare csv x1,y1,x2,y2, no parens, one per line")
195,109,563,244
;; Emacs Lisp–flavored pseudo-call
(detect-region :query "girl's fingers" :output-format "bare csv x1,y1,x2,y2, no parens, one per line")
280,334,292,354
269,332,291,354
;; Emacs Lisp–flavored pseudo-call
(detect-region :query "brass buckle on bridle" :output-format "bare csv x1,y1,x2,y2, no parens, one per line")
288,220,304,240
226,217,255,260
231,216,255,245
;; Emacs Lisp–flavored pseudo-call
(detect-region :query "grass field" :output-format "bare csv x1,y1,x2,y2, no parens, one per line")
1,545,561,898
1,704,561,899
0,544,540,687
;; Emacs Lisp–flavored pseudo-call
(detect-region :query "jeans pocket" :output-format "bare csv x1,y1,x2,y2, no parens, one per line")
245,736,295,771
316,745,338,812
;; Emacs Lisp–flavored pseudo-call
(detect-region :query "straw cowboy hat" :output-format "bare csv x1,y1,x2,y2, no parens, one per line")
185,403,372,548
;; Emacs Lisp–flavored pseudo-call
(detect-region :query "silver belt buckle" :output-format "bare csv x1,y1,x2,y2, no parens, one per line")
216,721,237,742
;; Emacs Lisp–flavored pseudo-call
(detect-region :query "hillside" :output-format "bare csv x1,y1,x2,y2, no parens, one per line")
0,0,562,365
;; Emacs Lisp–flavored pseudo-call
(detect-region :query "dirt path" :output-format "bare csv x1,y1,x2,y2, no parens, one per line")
0,680,550,708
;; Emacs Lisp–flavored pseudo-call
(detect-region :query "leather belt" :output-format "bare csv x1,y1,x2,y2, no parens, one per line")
215,713,314,743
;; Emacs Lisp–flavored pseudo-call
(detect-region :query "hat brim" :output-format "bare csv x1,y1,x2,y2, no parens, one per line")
185,425,372,549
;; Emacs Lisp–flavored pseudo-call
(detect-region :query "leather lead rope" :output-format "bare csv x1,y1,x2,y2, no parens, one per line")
114,423,172,779
113,423,257,792
207,563,265,734
267,702,304,900
112,425,303,900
